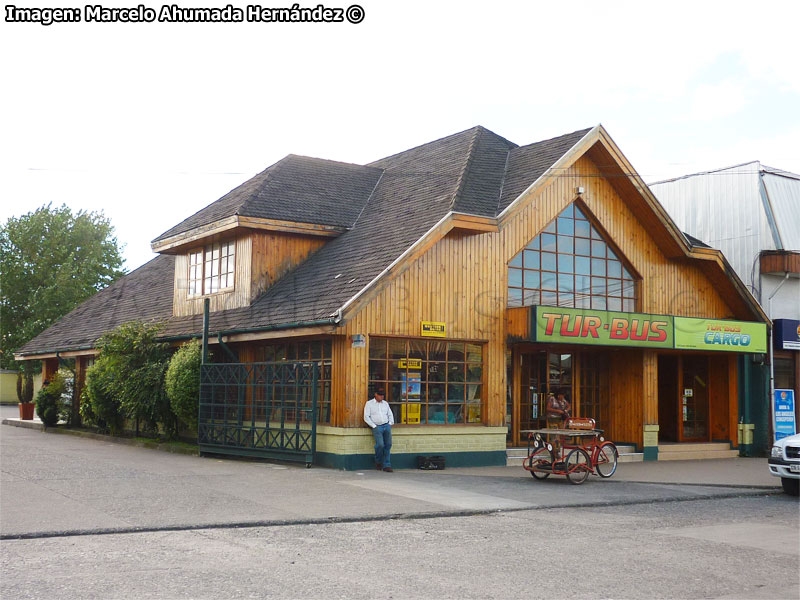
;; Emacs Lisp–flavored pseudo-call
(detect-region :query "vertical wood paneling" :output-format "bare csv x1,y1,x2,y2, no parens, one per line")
333,154,742,435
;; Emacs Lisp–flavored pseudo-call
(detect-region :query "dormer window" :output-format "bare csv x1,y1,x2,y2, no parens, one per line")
188,240,235,297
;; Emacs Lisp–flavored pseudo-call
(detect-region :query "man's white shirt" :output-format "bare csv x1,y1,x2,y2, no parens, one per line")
364,398,394,428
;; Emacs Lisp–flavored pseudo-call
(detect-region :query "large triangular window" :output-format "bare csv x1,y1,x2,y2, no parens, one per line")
508,203,637,311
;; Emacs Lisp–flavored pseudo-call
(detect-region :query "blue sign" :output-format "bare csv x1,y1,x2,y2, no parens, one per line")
774,389,797,441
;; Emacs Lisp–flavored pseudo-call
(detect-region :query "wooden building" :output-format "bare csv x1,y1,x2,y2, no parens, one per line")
16,125,769,468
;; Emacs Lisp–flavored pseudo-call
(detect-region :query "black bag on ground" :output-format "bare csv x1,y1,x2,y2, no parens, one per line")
417,455,446,470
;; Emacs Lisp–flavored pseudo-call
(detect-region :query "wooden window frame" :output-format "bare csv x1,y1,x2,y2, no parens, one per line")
508,201,638,311
368,336,484,426
188,240,235,297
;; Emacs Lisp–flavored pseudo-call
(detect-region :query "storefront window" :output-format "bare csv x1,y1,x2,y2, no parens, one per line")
369,337,483,425
508,202,637,311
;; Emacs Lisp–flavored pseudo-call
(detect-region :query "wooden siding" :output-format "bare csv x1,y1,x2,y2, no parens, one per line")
173,232,327,317
250,231,327,299
173,236,252,317
760,251,800,275
336,153,744,443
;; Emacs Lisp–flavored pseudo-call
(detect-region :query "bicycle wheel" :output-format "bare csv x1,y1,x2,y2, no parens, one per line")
528,446,553,480
595,442,618,478
565,448,591,485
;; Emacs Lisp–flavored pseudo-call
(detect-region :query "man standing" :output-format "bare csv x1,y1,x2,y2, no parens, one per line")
364,387,394,472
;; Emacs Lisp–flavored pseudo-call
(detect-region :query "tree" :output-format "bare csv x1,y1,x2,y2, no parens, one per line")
0,203,125,369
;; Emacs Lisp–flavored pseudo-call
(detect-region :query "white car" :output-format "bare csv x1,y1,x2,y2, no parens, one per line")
769,432,800,496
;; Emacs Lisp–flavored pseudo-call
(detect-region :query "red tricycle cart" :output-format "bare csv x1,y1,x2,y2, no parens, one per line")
521,420,619,484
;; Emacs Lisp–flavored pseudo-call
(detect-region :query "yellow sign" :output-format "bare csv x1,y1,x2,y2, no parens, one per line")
398,358,422,369
421,321,446,337
402,403,421,424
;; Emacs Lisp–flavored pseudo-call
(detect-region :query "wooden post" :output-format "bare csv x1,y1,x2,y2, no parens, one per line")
642,350,659,460
42,358,59,386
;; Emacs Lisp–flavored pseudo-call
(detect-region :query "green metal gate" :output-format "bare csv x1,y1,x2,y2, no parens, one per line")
198,361,319,465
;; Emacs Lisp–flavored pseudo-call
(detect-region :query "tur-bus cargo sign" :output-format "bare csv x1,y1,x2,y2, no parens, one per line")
533,307,766,353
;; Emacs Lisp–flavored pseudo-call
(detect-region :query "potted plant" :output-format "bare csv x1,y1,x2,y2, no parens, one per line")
16,370,35,420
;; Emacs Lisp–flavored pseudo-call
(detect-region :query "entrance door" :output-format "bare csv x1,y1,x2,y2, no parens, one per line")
511,351,573,446
658,355,679,442
680,356,709,441
519,351,547,441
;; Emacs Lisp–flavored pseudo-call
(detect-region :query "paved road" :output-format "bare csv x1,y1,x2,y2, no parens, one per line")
2,418,797,599
0,422,780,539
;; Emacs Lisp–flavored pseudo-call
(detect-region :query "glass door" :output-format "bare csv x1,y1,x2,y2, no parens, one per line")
680,356,709,441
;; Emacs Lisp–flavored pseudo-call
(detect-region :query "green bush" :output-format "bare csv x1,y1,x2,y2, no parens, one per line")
83,355,124,434
165,342,201,432
86,321,176,437
35,372,66,427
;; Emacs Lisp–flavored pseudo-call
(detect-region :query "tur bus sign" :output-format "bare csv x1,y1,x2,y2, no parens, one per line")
533,307,766,353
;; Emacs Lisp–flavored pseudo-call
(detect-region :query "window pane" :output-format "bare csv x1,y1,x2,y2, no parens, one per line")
448,363,465,382
465,343,482,362
508,267,522,288
558,273,574,292
557,235,574,254
558,292,574,307
623,281,635,297
466,365,482,383
591,277,606,294
607,297,622,311
591,258,606,276
575,237,591,256
523,270,540,288
508,288,523,307
388,339,406,359
509,253,523,268
428,363,446,382
575,275,591,296
575,293,591,308
575,256,591,275
575,219,591,238
591,240,606,257
558,254,573,273
591,225,602,239
623,298,635,312
557,217,574,235
526,236,540,250
607,260,622,278
523,249,540,269
541,290,558,306
523,289,539,305
622,267,633,281
543,221,556,234
447,342,465,361
369,338,386,359
541,271,557,290
561,204,574,218
541,233,557,251
607,278,623,296
591,296,607,310
541,252,557,271
409,340,426,359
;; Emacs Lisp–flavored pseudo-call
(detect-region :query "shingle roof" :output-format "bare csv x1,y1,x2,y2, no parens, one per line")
497,128,592,213
153,156,383,242
17,255,175,355
18,126,592,355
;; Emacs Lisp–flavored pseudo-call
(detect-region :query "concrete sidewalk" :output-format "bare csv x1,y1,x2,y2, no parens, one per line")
0,418,783,541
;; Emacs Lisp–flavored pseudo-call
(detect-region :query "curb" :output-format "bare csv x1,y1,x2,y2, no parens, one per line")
0,488,778,541
1,419,199,456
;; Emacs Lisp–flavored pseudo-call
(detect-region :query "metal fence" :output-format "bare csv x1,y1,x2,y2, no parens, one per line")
198,361,319,465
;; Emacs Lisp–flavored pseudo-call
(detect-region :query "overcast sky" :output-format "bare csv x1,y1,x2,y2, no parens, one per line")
2,0,799,271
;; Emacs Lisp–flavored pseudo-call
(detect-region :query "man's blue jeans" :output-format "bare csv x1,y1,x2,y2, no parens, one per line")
372,423,392,467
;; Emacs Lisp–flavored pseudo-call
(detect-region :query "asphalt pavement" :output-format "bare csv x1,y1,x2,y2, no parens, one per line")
0,411,784,542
